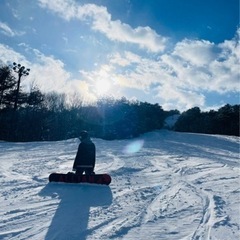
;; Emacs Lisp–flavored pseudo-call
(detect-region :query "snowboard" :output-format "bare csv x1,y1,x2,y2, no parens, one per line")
49,172,111,185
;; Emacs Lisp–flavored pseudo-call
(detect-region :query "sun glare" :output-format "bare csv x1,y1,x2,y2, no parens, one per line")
95,79,111,95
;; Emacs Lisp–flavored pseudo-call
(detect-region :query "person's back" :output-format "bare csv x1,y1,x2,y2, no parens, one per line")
73,131,96,175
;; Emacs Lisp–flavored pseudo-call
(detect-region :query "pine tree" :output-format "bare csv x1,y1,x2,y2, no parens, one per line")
0,65,17,109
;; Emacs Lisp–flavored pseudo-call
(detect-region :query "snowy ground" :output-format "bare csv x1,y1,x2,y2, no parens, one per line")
0,130,239,240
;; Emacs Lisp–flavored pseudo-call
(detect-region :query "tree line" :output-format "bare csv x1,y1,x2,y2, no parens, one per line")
174,105,239,136
0,63,239,142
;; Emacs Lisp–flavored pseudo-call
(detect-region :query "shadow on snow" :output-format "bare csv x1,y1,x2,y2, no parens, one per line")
39,183,113,240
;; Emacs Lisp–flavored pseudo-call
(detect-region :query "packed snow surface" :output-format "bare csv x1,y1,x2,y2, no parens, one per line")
0,130,239,240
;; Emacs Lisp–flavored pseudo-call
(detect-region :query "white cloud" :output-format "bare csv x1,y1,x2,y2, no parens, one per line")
30,52,96,102
38,0,77,20
30,50,70,92
0,44,95,102
110,51,142,67
172,39,216,66
0,44,28,64
0,21,24,37
159,35,240,93
156,83,206,110
209,37,240,92
82,29,239,110
38,0,167,52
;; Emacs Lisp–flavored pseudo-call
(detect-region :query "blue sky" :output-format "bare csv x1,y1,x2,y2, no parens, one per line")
0,0,239,111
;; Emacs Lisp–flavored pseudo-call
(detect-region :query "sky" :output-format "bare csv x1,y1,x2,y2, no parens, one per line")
0,0,239,111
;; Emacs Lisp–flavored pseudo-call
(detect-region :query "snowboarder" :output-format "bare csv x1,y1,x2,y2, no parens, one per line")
73,131,96,175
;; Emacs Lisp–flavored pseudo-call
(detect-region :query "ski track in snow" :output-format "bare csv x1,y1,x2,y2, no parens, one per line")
0,130,239,240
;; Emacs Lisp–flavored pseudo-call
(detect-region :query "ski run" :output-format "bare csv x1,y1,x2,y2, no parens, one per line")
0,130,239,240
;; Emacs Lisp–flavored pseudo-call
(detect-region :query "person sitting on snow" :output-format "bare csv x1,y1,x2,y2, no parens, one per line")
73,131,96,175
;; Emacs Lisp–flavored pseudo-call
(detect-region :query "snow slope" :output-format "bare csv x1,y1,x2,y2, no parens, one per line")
0,130,239,240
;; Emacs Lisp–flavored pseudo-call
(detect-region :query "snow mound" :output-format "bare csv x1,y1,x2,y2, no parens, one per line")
164,114,180,128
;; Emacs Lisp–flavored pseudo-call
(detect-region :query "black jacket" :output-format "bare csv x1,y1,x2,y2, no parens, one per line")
73,138,96,170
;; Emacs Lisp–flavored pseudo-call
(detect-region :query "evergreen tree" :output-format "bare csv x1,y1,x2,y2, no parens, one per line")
0,65,17,109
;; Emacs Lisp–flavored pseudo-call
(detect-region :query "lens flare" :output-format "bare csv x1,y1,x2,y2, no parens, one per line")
123,140,144,154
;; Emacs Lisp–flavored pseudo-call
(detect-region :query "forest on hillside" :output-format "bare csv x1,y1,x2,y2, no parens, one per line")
0,64,239,141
